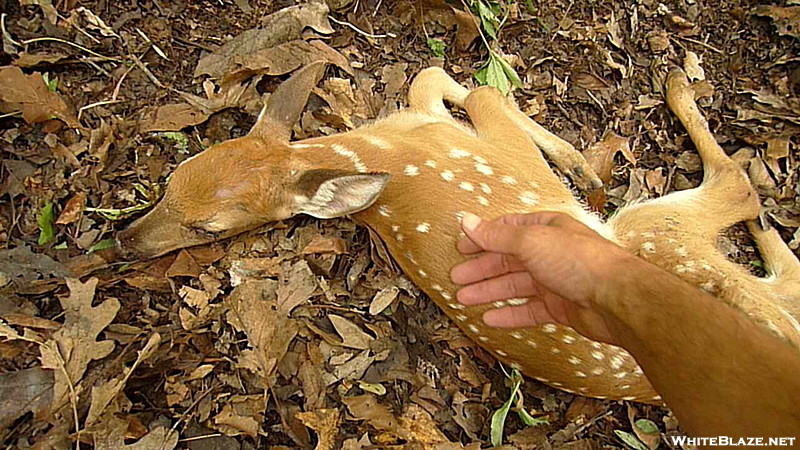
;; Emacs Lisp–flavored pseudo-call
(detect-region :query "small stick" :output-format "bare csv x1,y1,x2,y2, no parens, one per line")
328,15,396,39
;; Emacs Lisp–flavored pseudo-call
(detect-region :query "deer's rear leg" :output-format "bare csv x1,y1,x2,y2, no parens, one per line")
407,67,469,117
615,70,760,239
747,220,800,316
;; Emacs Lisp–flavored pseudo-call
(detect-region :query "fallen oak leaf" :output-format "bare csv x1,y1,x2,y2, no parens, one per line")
194,3,334,79
754,5,800,39
0,67,81,129
40,278,120,412
85,332,161,427
93,415,178,450
582,133,636,185
296,409,340,450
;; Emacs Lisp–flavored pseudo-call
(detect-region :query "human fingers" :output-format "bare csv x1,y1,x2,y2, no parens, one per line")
450,252,526,285
455,271,538,306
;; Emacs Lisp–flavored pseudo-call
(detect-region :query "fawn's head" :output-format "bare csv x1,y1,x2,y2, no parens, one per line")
117,62,390,259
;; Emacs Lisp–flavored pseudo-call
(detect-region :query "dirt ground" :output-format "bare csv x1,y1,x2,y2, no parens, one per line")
0,0,798,448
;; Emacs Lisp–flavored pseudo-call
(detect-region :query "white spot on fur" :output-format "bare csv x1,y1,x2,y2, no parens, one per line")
362,135,392,150
431,284,442,291
404,165,420,176
653,395,662,401
542,324,557,334
591,367,604,375
550,347,561,354
378,205,392,217
477,196,489,206
440,170,455,181
568,356,582,365
459,182,475,192
455,211,466,221
526,340,538,348
507,298,528,306
480,182,492,194
591,351,604,361
416,222,431,233
479,336,489,342
332,143,367,172
676,246,688,257
496,350,508,357
561,334,576,344
424,160,437,168
441,292,453,300
700,280,716,293
472,155,488,164
418,269,427,278
395,233,404,243
391,225,400,232
519,191,539,205
510,331,523,339
405,251,417,264
492,300,507,308
575,371,587,378
449,148,471,159
455,314,467,321
449,303,466,310
641,242,656,253
615,371,627,379
591,342,602,349
289,143,325,149
622,396,636,401
501,175,517,185
475,163,494,175
468,324,480,334
620,384,630,390
610,355,625,369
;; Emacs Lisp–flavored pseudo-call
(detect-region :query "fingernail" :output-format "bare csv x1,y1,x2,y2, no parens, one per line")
461,212,481,232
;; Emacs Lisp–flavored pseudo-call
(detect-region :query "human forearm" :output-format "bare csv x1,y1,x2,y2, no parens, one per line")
598,258,800,437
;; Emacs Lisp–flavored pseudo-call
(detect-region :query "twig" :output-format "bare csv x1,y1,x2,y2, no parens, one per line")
21,37,120,61
130,54,167,89
328,15,396,39
78,100,124,121
550,0,575,41
1,13,22,48
677,36,724,54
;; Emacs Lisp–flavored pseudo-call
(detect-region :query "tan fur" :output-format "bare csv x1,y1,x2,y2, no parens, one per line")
119,67,800,403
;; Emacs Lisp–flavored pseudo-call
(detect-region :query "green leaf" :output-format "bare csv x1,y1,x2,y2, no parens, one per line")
614,430,650,450
475,53,509,95
517,407,548,427
475,0,498,40
42,73,58,92
54,241,68,250
89,238,116,254
634,418,659,434
158,132,190,154
426,38,446,58
37,202,56,245
496,54,522,89
489,389,514,447
356,380,387,395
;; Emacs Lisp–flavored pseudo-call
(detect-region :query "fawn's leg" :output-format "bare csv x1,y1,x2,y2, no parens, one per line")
499,95,603,193
407,67,469,116
612,69,760,240
747,219,800,315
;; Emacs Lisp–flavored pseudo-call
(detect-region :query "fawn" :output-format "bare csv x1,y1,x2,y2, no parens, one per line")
118,62,800,403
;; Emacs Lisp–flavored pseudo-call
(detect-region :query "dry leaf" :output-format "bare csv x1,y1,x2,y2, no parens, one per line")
0,367,53,429
85,333,161,427
0,67,81,128
213,395,265,438
55,192,86,225
368,285,399,315
582,133,636,185
683,51,705,82
296,409,340,450
40,278,120,412
399,404,451,445
343,394,410,440
138,103,210,133
329,315,374,350
277,260,317,313
227,280,298,386
765,136,790,174
195,3,334,78
93,415,178,450
301,236,348,254
20,0,58,24
754,6,800,38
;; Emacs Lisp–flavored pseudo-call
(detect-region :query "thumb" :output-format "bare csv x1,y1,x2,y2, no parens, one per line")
460,212,529,255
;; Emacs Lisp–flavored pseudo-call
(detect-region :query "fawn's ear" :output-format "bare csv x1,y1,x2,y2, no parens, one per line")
249,61,327,141
293,169,391,219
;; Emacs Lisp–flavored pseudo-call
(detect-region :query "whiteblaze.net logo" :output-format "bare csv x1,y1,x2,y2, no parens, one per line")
667,436,797,447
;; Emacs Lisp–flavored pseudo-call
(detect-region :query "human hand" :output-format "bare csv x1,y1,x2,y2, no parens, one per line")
449,211,638,346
